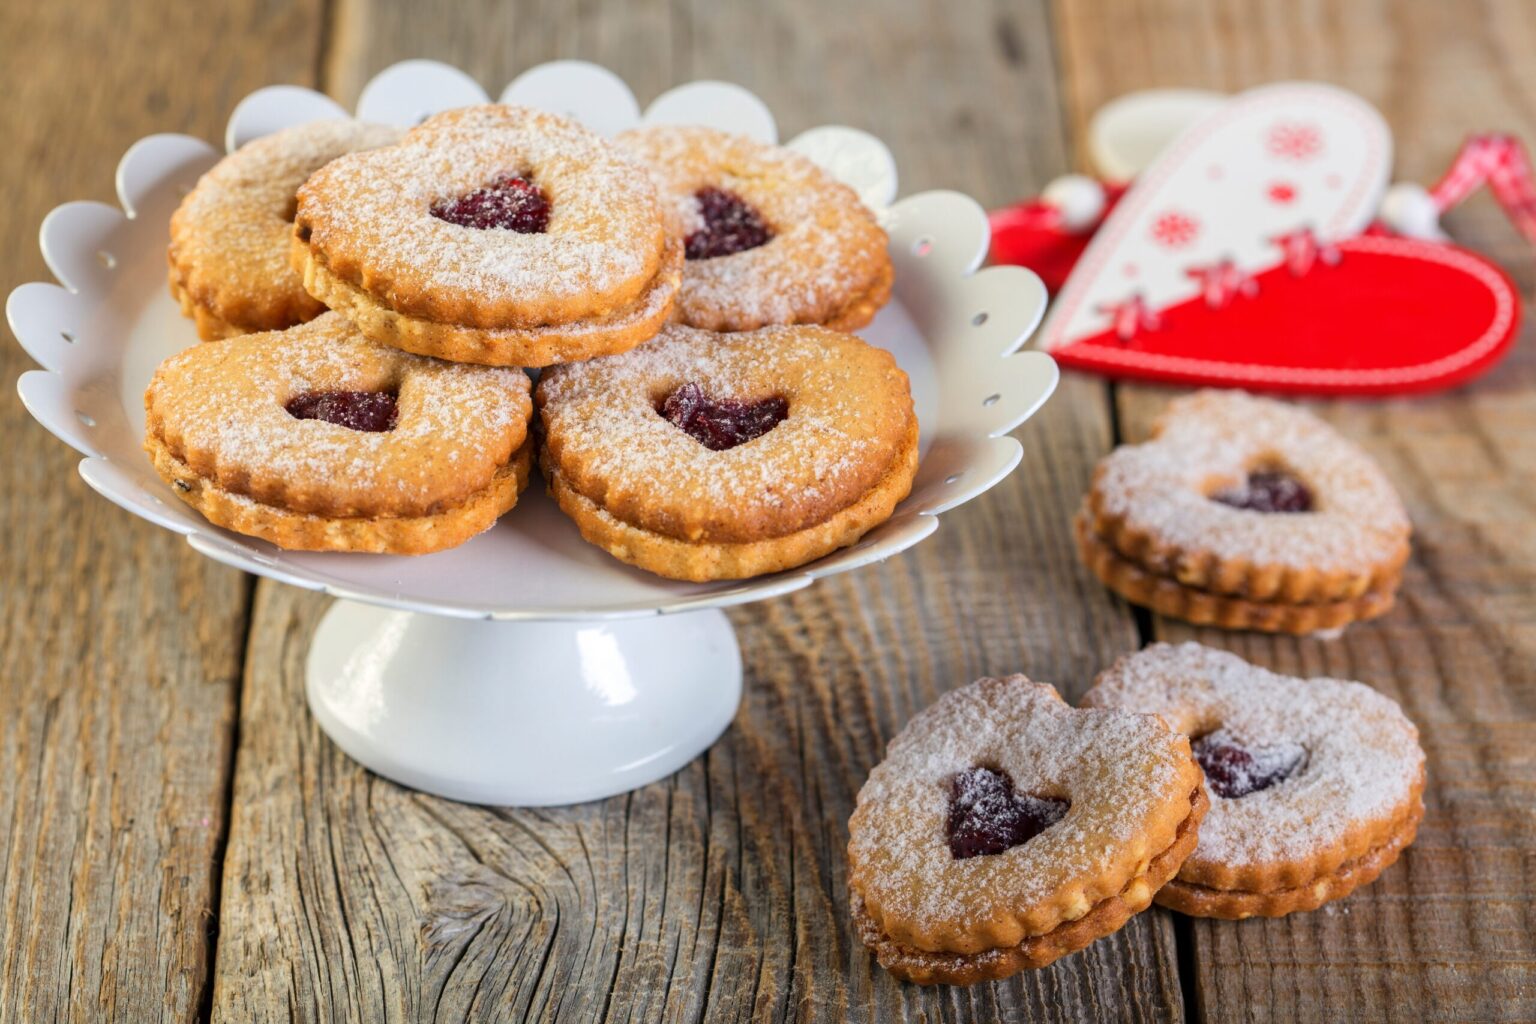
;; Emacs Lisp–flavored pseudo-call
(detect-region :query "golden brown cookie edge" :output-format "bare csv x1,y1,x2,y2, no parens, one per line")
1156,794,1422,919
1074,509,1399,634
853,785,1208,985
148,434,533,555
541,419,918,581
296,235,682,368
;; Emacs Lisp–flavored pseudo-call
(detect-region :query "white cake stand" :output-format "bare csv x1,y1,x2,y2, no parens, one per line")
8,60,1057,805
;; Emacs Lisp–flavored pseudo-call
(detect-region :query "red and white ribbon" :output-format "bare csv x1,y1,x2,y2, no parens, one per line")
1384,133,1536,245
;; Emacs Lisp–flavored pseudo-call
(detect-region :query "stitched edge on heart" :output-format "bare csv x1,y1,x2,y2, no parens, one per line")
1051,235,1518,388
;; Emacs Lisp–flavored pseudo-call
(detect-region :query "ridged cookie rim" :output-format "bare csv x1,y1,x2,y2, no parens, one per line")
1074,510,1399,634
298,234,682,368
1155,795,1422,918
541,420,919,581
1086,481,1410,603
148,435,533,555
852,785,1207,984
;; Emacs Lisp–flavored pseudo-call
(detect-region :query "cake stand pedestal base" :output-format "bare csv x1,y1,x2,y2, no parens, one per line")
305,600,743,805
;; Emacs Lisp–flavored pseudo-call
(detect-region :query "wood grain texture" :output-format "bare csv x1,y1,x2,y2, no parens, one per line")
209,1,1189,1020
20,0,1529,1020
0,0,323,1020
1054,2,1536,1020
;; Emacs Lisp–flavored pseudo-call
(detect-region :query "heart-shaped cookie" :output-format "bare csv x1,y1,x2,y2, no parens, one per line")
1083,643,1426,919
144,312,535,554
1035,83,1521,395
1083,389,1411,600
846,675,1205,985
1076,390,1412,633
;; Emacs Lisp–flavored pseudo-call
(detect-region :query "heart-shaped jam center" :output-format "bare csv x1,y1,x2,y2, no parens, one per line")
946,767,1070,860
431,174,550,232
1192,730,1306,799
1211,470,1314,513
685,187,773,260
659,382,788,451
285,390,399,432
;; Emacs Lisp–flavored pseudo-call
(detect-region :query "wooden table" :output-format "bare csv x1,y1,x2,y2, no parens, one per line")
3,1,1533,1020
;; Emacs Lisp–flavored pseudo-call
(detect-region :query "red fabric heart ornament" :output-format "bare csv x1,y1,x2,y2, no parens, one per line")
1027,83,1524,396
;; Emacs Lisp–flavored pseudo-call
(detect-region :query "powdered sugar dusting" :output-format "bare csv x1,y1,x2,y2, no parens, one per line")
1095,391,1410,573
297,106,669,327
1085,642,1423,869
177,120,403,238
848,677,1190,935
537,323,912,540
620,125,890,328
147,312,531,516
170,120,402,319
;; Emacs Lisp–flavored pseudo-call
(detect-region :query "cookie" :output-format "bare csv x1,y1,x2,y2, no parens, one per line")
1077,390,1410,633
619,125,893,332
1082,642,1425,918
1073,514,1401,634
847,676,1207,985
292,105,682,367
536,322,918,581
145,312,534,554
168,120,401,340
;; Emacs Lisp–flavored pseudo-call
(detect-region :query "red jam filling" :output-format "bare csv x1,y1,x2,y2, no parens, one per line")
1192,731,1306,799
685,187,773,259
431,174,550,232
1212,470,1314,513
285,390,399,432
946,766,1070,860
659,382,788,450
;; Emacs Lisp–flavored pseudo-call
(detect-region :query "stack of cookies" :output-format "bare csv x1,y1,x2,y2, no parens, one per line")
847,675,1208,984
1073,390,1412,634
847,643,1425,985
147,105,915,580
1084,643,1425,921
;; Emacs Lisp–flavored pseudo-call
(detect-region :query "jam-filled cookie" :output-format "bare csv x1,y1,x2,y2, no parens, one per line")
535,323,917,581
1075,390,1411,634
168,120,401,340
1083,643,1425,918
145,312,533,554
292,105,682,367
847,676,1207,985
619,125,893,332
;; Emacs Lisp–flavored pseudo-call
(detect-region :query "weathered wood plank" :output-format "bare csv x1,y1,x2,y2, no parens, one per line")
211,0,1189,1019
1053,2,1536,1019
0,1,324,1020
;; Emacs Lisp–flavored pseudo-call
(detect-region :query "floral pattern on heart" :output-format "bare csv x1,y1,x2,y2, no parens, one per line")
1267,121,1323,161
1151,211,1200,248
